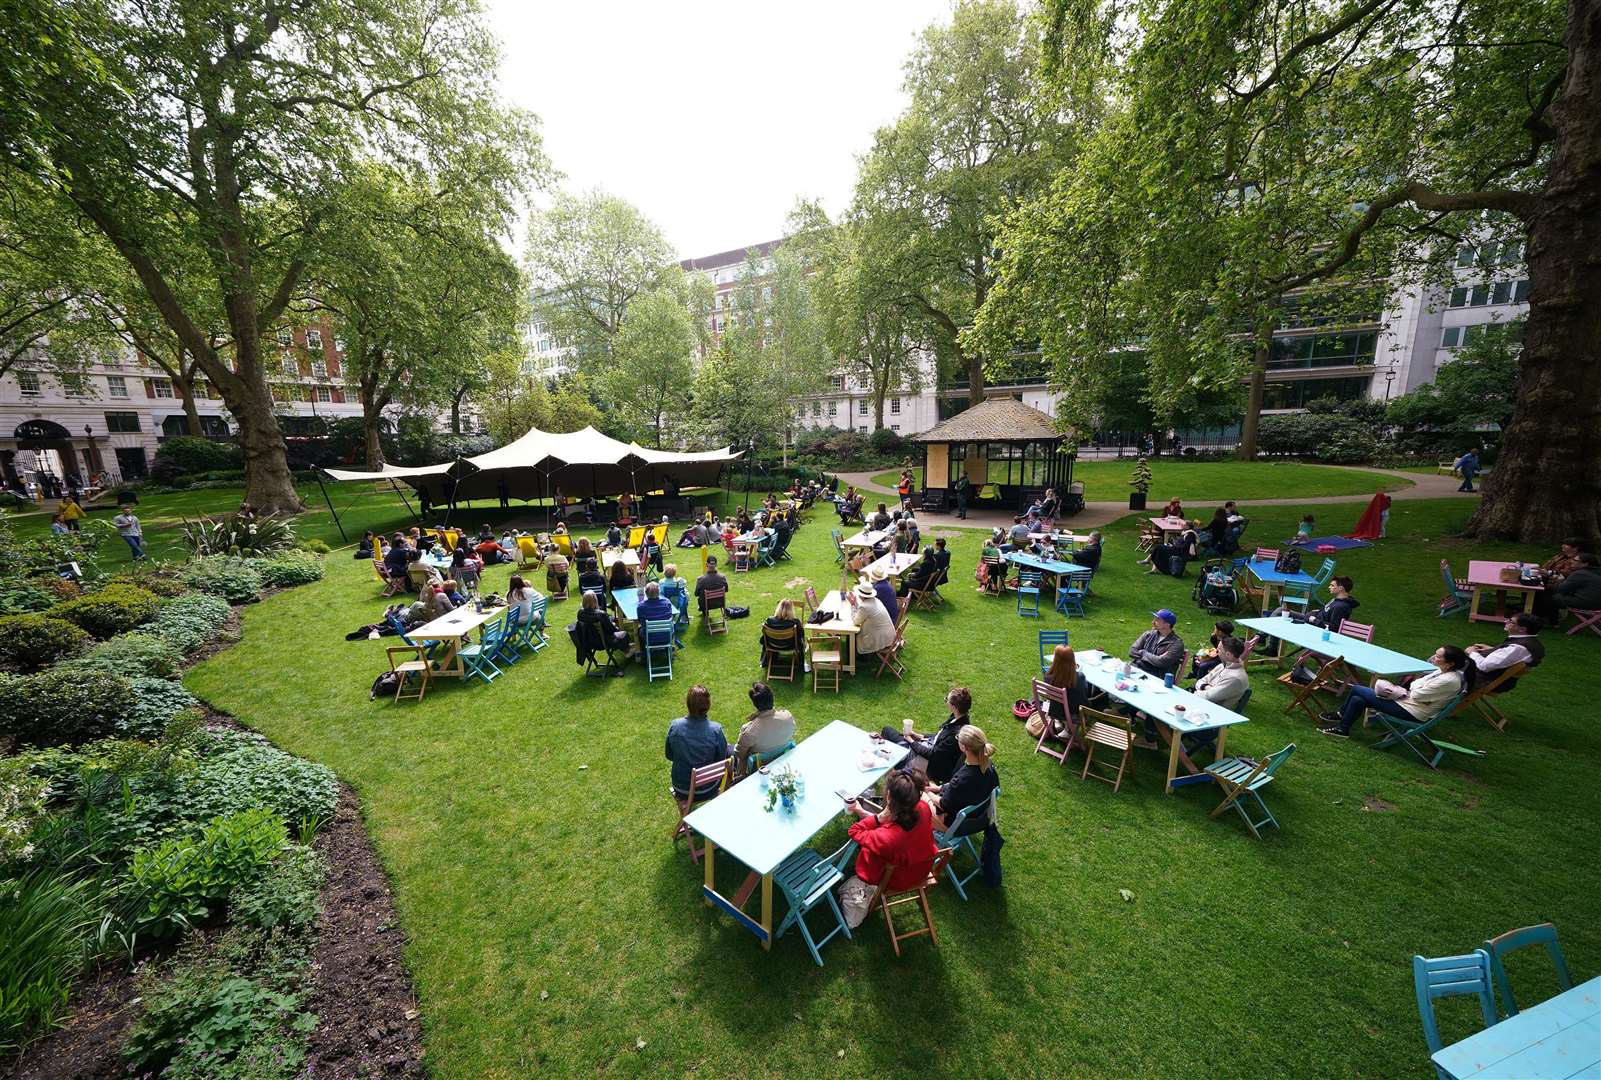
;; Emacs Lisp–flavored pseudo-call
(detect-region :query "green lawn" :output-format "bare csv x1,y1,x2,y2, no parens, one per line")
182,494,1599,1078
871,460,1413,502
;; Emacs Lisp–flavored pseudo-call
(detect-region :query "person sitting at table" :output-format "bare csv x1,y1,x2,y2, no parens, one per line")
1296,514,1315,539
602,522,624,550
607,558,634,594
1465,612,1543,690
1193,636,1249,709
888,518,914,556
636,579,676,652
979,529,1008,591
506,575,543,629
1534,552,1601,623
421,583,455,620
868,565,899,615
735,507,755,535
410,526,432,554
760,598,802,662
1319,645,1474,738
836,771,938,929
1129,609,1186,679
543,545,570,597
850,581,898,660
675,520,705,548
578,588,631,658
665,684,729,800
356,530,378,560
733,681,796,774
923,725,1000,834
1142,519,1201,576
898,546,938,598
1040,645,1087,738
449,545,482,591
695,555,728,613
382,534,411,580
861,502,886,531
577,559,607,596
1202,508,1231,555
1540,537,1594,582
1162,496,1183,520
1073,531,1103,576
573,537,598,573
1188,620,1236,679
1273,576,1358,631
1007,519,1032,549
881,687,973,783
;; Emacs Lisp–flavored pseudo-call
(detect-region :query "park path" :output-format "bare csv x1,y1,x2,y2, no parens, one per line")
831,464,1475,532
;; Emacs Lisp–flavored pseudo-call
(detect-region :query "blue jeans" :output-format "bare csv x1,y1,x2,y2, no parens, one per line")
1336,684,1413,733
1458,470,1477,492
122,535,145,559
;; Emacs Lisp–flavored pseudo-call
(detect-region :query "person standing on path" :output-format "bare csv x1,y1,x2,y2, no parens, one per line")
1454,449,1481,492
952,473,970,519
112,504,145,560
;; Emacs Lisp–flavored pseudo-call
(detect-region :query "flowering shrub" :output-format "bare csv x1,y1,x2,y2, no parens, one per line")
180,514,295,558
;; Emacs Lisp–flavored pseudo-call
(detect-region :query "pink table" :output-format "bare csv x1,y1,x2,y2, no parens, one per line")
1466,560,1542,624
1148,516,1187,541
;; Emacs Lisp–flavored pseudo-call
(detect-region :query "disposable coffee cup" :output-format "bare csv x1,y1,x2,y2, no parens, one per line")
903,718,915,735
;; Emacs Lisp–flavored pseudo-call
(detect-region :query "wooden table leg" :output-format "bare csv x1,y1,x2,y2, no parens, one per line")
761,874,773,951
703,839,715,905
1469,585,1488,622
1165,730,1183,793
844,633,856,675
1215,728,1228,759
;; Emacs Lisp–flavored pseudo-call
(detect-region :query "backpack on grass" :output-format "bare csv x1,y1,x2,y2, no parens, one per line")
369,671,402,700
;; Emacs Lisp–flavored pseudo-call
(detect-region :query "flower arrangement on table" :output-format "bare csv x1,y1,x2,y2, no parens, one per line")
762,765,803,812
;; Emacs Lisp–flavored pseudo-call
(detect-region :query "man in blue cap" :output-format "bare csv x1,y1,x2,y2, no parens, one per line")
1129,608,1186,679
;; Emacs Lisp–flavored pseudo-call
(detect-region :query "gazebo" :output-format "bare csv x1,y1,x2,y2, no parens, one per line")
913,397,1074,513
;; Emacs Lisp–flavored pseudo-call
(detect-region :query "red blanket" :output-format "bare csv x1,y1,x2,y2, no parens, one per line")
1347,492,1392,540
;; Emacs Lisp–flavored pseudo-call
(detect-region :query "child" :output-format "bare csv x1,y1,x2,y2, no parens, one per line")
1296,514,1315,539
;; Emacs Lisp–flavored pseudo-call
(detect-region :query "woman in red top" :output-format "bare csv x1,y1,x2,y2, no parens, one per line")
837,773,937,929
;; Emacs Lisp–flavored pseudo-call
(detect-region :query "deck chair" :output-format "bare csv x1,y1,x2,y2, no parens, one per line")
701,587,727,633
458,615,505,685
1462,663,1525,732
671,758,731,863
516,536,541,570
1204,743,1295,838
1277,656,1343,723
1079,706,1136,792
1566,608,1601,637
761,624,800,682
933,788,999,900
1016,570,1042,617
1055,571,1090,618
1032,679,1079,765
554,533,573,558
1371,693,1482,768
1413,950,1499,1077
385,645,431,703
625,525,646,549
1438,559,1473,618
1482,923,1572,1017
1038,630,1069,673
642,618,676,681
874,848,954,957
774,840,856,967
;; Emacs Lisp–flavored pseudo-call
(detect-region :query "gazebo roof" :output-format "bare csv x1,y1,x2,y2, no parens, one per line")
914,397,1064,443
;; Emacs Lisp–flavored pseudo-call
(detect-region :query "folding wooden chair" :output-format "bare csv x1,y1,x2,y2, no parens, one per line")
1204,743,1295,838
1031,679,1078,765
732,544,751,573
981,556,1007,596
386,645,431,703
1253,547,1279,562
761,625,800,682
374,559,405,598
831,529,846,564
1371,693,1482,768
642,618,676,681
702,587,727,633
803,585,821,617
1079,706,1136,792
1566,608,1601,637
1337,619,1375,643
671,758,731,863
1277,656,1343,723
1461,662,1524,732
932,789,999,901
874,848,954,957
874,621,907,681
907,582,936,612
1412,951,1499,1069
809,634,843,693
1136,522,1160,554
1055,571,1090,618
1037,630,1069,673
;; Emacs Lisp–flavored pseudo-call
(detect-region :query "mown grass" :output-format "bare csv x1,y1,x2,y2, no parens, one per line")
870,460,1413,502
184,494,1598,1078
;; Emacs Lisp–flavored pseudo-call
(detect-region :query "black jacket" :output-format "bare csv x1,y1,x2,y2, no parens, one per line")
923,714,971,784
1308,595,1359,630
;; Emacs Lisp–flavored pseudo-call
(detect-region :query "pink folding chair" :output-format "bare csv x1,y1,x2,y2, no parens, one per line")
1254,547,1279,562
1337,620,1375,643
1032,678,1079,765
1567,609,1601,637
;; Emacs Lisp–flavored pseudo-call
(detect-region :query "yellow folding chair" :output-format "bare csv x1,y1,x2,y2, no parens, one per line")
516,535,542,570
626,525,646,549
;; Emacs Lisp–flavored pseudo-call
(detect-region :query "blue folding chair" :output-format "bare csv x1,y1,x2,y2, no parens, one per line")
1371,693,1481,768
1439,559,1473,618
458,615,506,684
642,618,676,682
512,597,549,654
831,529,845,565
385,615,440,669
1202,742,1293,838
1054,571,1090,618
660,580,689,647
756,535,776,568
1038,630,1069,673
494,607,524,665
745,739,795,777
1016,570,1041,618
774,840,856,967
1483,923,1573,1016
1413,950,1499,1078
932,787,999,901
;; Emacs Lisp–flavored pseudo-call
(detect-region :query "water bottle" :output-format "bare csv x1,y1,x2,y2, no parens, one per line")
1163,672,1174,688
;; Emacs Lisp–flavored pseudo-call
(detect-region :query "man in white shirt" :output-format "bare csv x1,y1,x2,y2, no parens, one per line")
1193,637,1249,710
1465,613,1544,689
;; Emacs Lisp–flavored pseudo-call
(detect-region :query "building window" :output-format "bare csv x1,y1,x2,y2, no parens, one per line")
276,327,292,346
827,400,837,417
1268,331,1378,370
890,397,901,415
858,400,869,415
62,374,89,397
148,377,173,398
1449,280,1528,309
1261,376,1371,410
333,336,345,353
18,371,40,396
306,328,322,349
311,359,327,378
314,385,332,403
891,424,900,431
1513,279,1531,303
282,356,299,377
811,400,821,416
105,411,140,433
107,375,129,398
829,374,845,391
1440,327,1463,349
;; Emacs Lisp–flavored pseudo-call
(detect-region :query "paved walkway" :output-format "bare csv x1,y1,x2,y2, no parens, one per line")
831,465,1476,532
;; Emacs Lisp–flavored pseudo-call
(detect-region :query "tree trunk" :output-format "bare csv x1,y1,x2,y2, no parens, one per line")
873,386,887,430
363,413,387,470
1238,319,1274,460
451,385,470,435
180,383,202,437
227,379,302,514
1466,17,1601,540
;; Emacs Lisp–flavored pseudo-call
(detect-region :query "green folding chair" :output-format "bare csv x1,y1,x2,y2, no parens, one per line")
1483,923,1573,1016
773,840,857,967
1203,743,1294,838
642,618,676,682
1371,693,1481,768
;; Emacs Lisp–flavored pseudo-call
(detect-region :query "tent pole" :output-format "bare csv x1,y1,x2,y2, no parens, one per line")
388,478,416,519
313,469,348,543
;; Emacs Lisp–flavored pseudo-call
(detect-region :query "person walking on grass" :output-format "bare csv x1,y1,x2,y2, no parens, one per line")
112,504,145,560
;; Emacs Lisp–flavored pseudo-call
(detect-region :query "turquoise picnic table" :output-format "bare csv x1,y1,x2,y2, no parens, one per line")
684,720,907,951
1005,550,1090,589
1432,975,1600,1079
1237,616,1436,679
610,586,638,622
1244,555,1319,612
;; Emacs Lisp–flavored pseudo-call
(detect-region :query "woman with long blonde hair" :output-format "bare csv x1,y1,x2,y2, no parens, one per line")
924,724,1000,834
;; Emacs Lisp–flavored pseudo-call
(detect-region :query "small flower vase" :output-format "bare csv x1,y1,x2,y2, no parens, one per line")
780,790,796,812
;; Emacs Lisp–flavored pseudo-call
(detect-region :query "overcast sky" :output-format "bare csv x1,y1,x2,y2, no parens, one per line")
482,0,955,259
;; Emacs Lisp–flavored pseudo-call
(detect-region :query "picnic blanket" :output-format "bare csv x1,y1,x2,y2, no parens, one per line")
1291,534,1373,552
